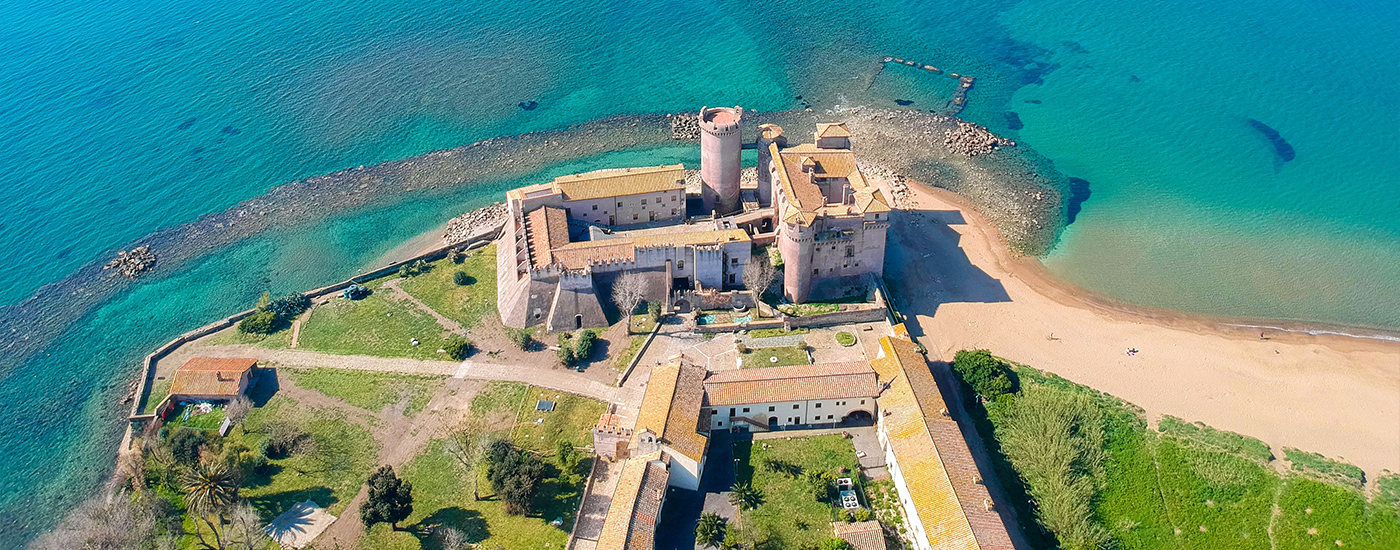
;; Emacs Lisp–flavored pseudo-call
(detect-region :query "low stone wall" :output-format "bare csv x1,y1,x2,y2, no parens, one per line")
124,221,505,437
784,306,889,329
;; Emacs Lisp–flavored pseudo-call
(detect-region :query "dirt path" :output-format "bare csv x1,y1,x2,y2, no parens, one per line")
382,278,467,336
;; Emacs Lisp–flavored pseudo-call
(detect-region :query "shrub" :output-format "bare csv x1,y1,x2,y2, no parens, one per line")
361,466,414,530
854,508,871,522
453,271,470,285
398,265,411,278
168,427,204,465
835,332,857,346
647,300,662,320
696,512,726,547
952,349,1014,399
507,329,533,350
729,482,763,510
574,330,598,361
735,342,748,354
266,294,310,320
485,439,546,515
1283,447,1366,487
557,334,576,366
819,538,854,550
237,310,276,335
444,337,473,361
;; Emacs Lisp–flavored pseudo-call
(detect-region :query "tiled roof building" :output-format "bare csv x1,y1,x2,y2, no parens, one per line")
632,362,709,490
169,357,257,400
595,451,671,550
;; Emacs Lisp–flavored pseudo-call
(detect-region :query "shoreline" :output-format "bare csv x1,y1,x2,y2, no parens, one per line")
924,184,1400,352
879,177,1399,477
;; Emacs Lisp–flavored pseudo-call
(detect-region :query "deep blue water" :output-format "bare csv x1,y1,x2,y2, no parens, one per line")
1,0,1396,545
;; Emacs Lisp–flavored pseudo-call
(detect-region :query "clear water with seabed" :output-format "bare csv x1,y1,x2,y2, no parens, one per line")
1,0,1396,544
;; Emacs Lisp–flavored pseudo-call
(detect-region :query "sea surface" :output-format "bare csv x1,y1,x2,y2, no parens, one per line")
0,0,1396,545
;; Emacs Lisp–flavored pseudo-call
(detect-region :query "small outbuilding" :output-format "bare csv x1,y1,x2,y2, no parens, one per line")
169,357,257,401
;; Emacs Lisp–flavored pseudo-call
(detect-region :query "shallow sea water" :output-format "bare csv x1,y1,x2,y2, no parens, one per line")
1,0,1396,544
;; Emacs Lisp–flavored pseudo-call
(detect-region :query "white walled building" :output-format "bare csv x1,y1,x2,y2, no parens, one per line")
701,362,879,431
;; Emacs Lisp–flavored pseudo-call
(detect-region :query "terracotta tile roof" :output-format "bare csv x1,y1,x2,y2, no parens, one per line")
627,228,750,249
552,165,686,201
833,520,885,550
596,451,670,550
169,357,255,397
871,337,1014,550
702,362,879,406
816,122,852,138
633,362,708,462
550,241,636,270
524,206,570,268
772,139,888,226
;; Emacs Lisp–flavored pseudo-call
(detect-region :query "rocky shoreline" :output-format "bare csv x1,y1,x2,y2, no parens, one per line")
102,246,156,279
944,120,1016,157
442,202,507,244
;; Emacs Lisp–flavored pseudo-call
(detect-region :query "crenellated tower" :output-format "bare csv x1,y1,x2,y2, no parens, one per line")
699,106,742,216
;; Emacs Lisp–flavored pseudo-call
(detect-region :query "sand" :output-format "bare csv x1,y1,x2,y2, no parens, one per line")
881,180,1400,479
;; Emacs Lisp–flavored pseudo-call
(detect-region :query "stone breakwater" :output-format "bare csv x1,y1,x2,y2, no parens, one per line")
442,202,508,244
944,120,1016,157
670,113,700,140
102,246,155,278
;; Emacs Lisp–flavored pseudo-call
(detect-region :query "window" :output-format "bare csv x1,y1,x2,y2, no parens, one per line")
793,404,800,410
815,403,822,409
846,246,854,258
617,202,623,207
717,421,723,427
641,199,647,205
633,214,638,220
860,400,865,405
672,209,678,215
728,273,736,283
592,204,598,210
827,415,833,420
731,258,738,264
742,407,750,413
678,260,685,269
729,408,735,417
768,406,775,412
813,269,819,276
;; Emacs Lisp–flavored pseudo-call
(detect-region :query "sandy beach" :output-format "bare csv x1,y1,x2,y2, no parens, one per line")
881,179,1400,479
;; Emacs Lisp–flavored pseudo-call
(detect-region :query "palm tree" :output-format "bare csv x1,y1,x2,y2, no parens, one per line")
182,459,240,516
728,482,762,511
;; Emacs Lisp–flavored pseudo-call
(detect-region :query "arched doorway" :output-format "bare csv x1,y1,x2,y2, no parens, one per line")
842,410,874,426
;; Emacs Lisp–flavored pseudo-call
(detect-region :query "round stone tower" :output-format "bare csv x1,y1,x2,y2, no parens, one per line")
699,106,743,216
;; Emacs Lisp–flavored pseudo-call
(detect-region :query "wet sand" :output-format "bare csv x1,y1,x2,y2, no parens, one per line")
879,179,1400,479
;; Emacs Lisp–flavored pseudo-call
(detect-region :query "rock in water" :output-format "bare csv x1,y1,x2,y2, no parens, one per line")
1247,119,1295,163
943,120,1015,157
442,202,508,244
670,113,700,140
103,245,156,278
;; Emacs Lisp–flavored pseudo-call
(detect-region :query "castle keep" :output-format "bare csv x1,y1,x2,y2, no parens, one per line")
497,108,892,331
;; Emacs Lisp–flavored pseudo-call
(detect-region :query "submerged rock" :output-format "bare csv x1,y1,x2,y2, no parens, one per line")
102,246,156,278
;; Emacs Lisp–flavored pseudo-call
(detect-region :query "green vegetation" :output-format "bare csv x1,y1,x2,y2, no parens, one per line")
296,278,454,360
696,512,728,547
777,302,840,316
485,439,547,515
749,327,809,339
1378,474,1400,509
207,323,294,349
1285,447,1368,488
834,331,856,346
631,313,657,333
511,386,608,454
237,310,277,335
237,292,310,335
398,244,497,330
164,405,227,432
1158,415,1274,464
952,353,1400,550
285,368,444,416
734,434,862,550
613,335,646,372
444,336,473,361
952,349,1014,399
507,328,534,350
238,396,379,517
361,466,415,530
142,378,173,414
741,346,810,368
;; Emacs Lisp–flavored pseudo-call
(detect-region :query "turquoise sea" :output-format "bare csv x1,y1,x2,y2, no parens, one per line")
0,0,1395,545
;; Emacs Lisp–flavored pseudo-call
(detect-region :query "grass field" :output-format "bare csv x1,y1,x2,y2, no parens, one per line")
359,380,601,550
736,434,862,550
295,278,454,360
398,244,498,330
612,334,646,372
142,378,172,414
205,324,294,349
740,346,810,368
285,368,444,416
747,327,809,339
959,358,1400,550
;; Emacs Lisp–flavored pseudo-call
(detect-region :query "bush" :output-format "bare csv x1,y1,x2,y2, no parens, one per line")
854,508,871,522
574,330,598,361
696,512,726,547
361,466,414,530
819,538,854,550
647,300,662,320
237,310,277,335
168,427,204,465
453,271,470,286
485,439,546,515
444,337,473,361
398,265,412,278
952,349,1014,399
507,329,533,350
1283,447,1366,487
835,332,856,346
267,294,310,320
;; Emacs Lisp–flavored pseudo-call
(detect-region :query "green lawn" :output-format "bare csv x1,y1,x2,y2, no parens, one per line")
613,335,646,372
741,346,810,368
512,387,608,454
205,324,294,349
748,327,809,339
285,368,445,416
296,278,454,360
164,404,227,432
960,359,1400,550
630,314,657,334
358,439,590,550
142,378,172,414
237,396,380,518
737,434,862,550
397,243,498,330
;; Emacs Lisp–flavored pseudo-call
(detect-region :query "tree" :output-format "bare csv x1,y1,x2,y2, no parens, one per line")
169,427,206,465
237,310,276,335
573,330,597,362
647,300,662,320
453,271,470,285
262,421,311,458
612,272,647,330
819,538,855,550
182,459,241,517
695,512,727,547
952,349,1015,399
225,396,252,424
556,441,579,473
444,336,474,360
507,329,534,350
485,439,546,515
728,482,762,510
556,335,576,367
30,491,172,550
266,294,310,320
445,417,489,500
361,466,414,530
743,250,777,297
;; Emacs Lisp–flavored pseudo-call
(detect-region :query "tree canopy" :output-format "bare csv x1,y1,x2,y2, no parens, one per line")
361,465,414,530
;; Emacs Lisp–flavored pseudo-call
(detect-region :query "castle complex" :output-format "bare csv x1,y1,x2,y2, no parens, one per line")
496,107,892,331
